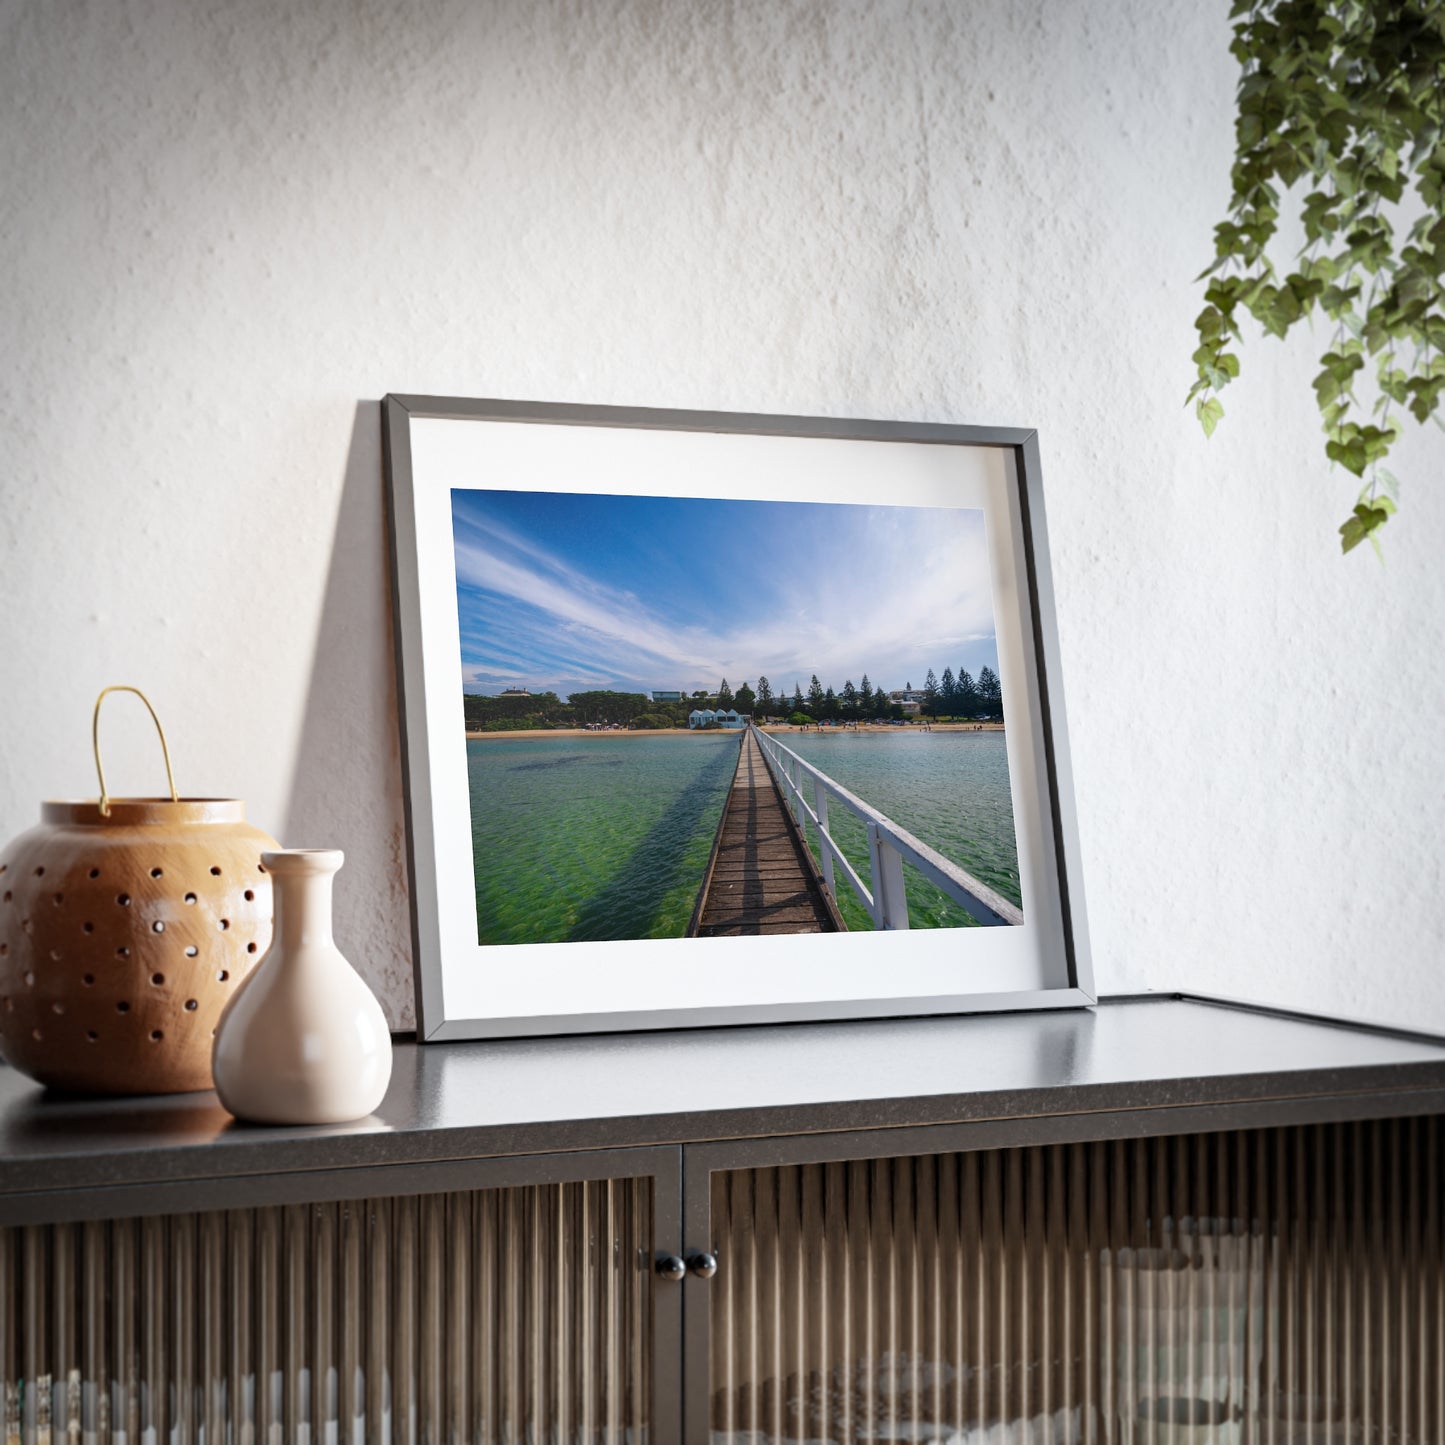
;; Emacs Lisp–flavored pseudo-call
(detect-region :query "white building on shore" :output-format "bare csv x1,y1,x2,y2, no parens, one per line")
688,708,745,729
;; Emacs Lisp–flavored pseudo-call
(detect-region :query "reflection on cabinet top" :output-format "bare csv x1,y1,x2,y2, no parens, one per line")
2,993,1443,1197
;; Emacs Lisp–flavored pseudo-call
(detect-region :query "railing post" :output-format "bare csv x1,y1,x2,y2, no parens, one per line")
813,778,834,899
790,758,806,835
867,822,910,930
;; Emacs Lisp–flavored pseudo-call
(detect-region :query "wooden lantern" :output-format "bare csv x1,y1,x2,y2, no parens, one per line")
0,688,279,1095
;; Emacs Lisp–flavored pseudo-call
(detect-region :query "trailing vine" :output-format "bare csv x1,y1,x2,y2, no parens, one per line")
1189,0,1445,553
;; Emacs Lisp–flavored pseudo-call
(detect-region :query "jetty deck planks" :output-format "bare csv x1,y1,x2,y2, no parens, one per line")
690,729,841,937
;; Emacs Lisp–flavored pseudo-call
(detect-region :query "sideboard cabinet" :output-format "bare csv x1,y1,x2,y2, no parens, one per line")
3,995,1443,1444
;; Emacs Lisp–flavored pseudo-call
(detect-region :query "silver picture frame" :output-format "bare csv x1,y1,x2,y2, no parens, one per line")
382,395,1094,1040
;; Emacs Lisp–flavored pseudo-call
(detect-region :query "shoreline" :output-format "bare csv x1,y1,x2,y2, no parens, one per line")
465,722,1005,740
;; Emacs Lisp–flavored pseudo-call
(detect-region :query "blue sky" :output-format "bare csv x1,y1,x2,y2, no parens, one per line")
452,489,1001,700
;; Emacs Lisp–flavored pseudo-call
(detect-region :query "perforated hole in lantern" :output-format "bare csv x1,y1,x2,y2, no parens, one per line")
247,942,257,954
86,1030,98,1043
218,919,229,931
82,974,95,987
116,1001,130,1013
152,920,165,934
257,863,266,873
52,893,63,907
23,973,34,988
149,1030,163,1042
0,943,7,957
210,866,221,877
88,868,99,879
184,945,198,958
184,892,197,905
48,950,60,962
184,999,198,1012
116,946,130,959
1,999,10,1014
33,867,44,878
82,922,94,934
244,890,255,902
3,893,11,905
116,893,130,907
0,865,6,875
51,1002,64,1016
217,969,230,983
150,973,165,987
150,868,163,878
30,1028,41,1041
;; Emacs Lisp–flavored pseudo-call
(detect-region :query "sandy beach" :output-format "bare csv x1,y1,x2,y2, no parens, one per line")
761,721,1004,734
466,726,703,740
466,722,1004,740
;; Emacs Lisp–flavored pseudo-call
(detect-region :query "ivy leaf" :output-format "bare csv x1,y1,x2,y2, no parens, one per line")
1339,501,1392,554
1197,396,1225,437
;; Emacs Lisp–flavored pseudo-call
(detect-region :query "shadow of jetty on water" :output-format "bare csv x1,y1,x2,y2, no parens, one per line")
509,754,624,773
562,738,740,943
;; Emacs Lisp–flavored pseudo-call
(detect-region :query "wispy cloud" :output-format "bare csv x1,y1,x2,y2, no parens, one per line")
452,492,1000,697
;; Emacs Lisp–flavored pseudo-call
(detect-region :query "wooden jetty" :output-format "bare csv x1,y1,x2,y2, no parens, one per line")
688,728,844,937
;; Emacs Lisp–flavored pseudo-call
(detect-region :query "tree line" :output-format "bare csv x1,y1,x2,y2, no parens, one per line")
463,665,1001,731
747,666,1001,723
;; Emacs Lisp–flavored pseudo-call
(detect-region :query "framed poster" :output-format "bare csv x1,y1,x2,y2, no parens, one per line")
382,396,1093,1040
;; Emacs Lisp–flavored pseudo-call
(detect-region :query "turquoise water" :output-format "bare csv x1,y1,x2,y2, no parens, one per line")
465,728,1020,943
466,733,739,945
777,729,1021,930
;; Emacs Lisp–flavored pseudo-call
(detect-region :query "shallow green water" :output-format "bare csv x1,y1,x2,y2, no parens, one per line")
465,729,1020,942
466,733,739,945
776,729,1021,930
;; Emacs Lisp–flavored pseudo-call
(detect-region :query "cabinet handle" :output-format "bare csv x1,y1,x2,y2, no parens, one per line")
687,1251,718,1279
655,1254,686,1282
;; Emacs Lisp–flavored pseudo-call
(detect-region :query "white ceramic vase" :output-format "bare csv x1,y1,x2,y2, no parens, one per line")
212,849,392,1125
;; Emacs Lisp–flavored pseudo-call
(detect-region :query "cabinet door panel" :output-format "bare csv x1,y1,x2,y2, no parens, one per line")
1,1174,658,1445
700,1118,1444,1444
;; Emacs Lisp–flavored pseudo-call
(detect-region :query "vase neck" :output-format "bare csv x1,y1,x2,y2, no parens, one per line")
273,867,336,951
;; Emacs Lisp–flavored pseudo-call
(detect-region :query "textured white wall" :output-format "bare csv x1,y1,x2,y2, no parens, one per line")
2,0,1442,1034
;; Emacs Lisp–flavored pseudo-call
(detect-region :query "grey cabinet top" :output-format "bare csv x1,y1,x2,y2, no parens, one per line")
3,994,1443,1199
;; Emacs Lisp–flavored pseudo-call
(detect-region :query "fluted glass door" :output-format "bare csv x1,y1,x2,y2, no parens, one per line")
699,1118,1443,1444
0,1153,679,1445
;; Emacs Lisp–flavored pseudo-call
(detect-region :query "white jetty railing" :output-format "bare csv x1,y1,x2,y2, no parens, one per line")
752,725,1024,931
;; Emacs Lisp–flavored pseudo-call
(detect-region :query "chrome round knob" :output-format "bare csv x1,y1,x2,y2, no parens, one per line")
655,1254,686,1282
687,1251,718,1280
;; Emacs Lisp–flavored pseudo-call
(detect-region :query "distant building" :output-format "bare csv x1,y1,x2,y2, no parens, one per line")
888,688,924,715
688,708,745,729
498,686,531,697
651,690,683,702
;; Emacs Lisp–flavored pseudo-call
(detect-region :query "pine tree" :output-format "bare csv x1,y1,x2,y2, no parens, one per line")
756,676,773,717
976,665,1002,719
955,668,979,716
822,685,838,720
922,668,939,718
841,679,858,718
792,683,804,714
807,674,825,716
940,667,956,718
716,678,734,711
859,674,874,716
733,680,756,715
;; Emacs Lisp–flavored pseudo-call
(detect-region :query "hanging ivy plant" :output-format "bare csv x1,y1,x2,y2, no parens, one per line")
1189,0,1445,553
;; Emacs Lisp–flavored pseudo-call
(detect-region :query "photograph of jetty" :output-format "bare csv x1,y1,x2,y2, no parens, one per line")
452,487,1023,945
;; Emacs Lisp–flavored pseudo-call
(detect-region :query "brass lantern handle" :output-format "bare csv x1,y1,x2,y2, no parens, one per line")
92,686,180,817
